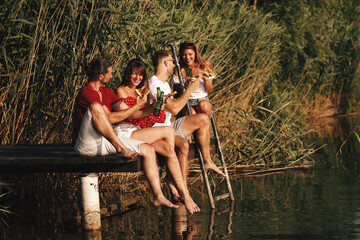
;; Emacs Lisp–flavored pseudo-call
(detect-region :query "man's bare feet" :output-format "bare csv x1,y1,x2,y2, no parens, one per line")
205,161,225,177
153,196,179,209
116,148,139,158
165,175,180,198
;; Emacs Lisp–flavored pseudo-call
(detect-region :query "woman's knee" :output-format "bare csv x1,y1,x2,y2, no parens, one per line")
199,100,212,111
163,142,176,157
140,144,156,158
197,100,212,116
176,138,189,154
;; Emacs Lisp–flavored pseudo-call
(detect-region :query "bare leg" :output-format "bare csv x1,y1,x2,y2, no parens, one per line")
131,127,200,214
174,136,189,192
195,100,212,118
89,103,139,158
131,127,179,197
151,140,180,199
149,140,200,214
139,143,178,209
182,114,225,176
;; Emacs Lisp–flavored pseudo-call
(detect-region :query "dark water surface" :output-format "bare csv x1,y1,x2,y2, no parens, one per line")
2,118,360,239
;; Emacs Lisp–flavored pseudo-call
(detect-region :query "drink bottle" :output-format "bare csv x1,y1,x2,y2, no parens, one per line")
153,87,164,116
185,68,192,78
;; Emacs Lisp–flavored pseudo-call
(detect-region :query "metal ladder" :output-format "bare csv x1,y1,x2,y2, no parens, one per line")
166,43,234,209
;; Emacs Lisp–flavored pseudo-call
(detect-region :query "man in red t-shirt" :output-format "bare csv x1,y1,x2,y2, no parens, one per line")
73,58,178,208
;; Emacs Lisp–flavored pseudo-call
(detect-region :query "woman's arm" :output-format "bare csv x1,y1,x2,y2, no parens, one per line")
113,87,154,120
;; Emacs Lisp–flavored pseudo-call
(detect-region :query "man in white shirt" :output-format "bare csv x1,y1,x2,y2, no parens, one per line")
148,50,225,192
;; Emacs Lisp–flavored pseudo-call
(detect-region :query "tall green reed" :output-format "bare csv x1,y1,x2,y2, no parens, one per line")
1,0,319,165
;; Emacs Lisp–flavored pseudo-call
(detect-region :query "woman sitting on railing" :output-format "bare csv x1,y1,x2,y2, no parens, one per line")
176,41,214,118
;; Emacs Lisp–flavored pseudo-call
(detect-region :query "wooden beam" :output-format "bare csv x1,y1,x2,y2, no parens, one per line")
0,140,217,173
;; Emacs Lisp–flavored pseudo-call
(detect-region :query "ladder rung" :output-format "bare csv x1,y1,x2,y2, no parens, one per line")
214,193,230,201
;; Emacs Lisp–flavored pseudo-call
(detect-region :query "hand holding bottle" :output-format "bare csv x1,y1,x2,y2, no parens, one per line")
153,87,164,116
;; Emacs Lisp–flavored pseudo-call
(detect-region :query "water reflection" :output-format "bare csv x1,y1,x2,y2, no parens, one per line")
82,230,101,240
171,201,234,240
207,201,234,240
171,204,197,239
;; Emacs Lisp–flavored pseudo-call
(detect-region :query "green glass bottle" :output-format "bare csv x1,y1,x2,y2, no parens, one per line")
153,87,164,116
185,68,192,78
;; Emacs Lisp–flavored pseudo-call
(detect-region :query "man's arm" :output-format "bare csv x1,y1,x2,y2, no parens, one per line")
165,78,200,115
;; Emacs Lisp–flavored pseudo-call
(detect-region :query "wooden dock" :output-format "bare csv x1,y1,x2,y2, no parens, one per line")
0,141,216,173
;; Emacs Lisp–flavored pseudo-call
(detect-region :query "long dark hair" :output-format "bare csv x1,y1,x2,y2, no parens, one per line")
85,58,112,81
179,41,211,70
121,59,148,89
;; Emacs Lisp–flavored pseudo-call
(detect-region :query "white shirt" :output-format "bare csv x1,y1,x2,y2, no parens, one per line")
148,75,172,127
172,75,215,99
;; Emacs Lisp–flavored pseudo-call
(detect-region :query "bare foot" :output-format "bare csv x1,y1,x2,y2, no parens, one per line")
205,161,225,177
183,195,200,214
153,196,179,209
116,148,139,159
165,175,180,198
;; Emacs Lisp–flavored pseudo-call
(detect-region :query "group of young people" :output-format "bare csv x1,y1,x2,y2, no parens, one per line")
72,42,223,214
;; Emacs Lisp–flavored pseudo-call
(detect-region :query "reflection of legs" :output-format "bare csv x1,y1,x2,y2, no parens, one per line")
182,114,225,176
139,143,178,209
89,103,138,158
195,100,212,118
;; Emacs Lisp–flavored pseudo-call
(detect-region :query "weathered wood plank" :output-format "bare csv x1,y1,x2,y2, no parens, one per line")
0,144,142,173
0,140,217,173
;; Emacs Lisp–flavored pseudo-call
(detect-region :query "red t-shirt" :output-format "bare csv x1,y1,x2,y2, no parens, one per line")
72,82,120,143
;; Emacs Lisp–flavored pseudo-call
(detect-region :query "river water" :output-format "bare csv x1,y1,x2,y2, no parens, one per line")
2,117,360,239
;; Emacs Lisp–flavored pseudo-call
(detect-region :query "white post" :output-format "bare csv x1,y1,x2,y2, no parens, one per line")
80,173,101,231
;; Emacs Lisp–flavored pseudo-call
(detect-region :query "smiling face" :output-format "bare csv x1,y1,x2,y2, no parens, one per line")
129,67,143,88
182,48,196,67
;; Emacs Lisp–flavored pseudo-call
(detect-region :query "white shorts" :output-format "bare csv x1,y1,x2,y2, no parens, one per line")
114,123,141,138
74,110,144,156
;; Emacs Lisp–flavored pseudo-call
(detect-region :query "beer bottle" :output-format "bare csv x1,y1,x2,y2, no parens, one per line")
153,87,164,116
185,68,192,78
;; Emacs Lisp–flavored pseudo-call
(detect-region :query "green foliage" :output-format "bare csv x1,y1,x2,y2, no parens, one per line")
220,92,316,166
2,0,357,166
259,0,360,105
0,0,281,146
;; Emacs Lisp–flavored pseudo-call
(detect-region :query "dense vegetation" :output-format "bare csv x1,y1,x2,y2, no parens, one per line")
1,0,359,166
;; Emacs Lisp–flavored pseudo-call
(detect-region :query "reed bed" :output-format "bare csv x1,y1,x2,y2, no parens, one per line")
2,0,357,167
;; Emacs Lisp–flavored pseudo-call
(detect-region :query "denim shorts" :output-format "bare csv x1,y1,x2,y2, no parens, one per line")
188,96,209,107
